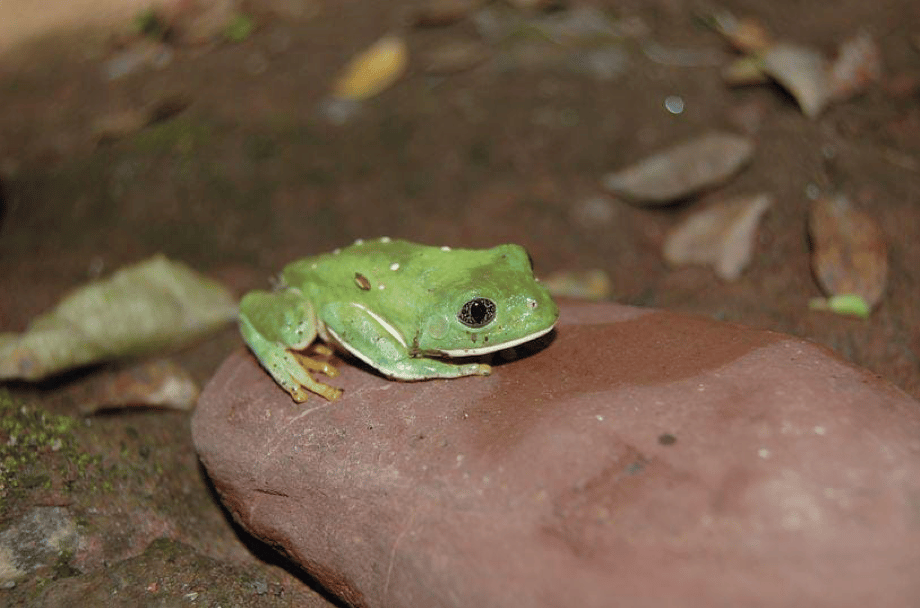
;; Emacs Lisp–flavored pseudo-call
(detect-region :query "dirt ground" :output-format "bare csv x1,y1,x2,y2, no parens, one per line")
1,0,918,604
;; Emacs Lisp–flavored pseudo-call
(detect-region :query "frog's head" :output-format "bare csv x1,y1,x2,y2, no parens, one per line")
415,244,559,357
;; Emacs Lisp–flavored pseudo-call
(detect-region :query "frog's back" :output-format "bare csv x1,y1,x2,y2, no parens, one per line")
280,238,463,305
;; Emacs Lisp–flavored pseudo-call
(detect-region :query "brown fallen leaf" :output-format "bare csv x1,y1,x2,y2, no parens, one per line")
710,11,773,53
828,30,882,101
726,30,880,119
663,193,772,281
809,195,887,309
602,132,755,205
760,43,831,118
80,359,199,414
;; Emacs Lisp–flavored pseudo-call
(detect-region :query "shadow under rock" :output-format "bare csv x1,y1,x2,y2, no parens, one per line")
197,461,351,608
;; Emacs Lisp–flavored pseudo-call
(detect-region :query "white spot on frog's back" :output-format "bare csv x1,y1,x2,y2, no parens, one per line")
441,245,451,251
380,236,391,243
354,238,364,245
390,262,400,271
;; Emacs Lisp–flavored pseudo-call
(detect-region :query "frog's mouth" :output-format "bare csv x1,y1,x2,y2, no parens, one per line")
438,323,556,358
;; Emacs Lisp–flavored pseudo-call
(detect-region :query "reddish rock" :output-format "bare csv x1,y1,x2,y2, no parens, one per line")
192,302,920,608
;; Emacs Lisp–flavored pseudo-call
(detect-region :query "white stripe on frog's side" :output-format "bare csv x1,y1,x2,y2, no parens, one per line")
321,302,410,376
346,302,408,349
326,325,380,373
439,323,555,357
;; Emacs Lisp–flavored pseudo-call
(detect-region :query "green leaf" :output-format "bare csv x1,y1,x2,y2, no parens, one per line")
808,294,871,319
0,255,237,381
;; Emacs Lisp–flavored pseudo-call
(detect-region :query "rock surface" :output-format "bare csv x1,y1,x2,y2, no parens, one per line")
192,302,920,608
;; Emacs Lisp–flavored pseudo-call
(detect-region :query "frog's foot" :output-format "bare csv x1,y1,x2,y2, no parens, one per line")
291,350,340,379
311,344,335,357
457,362,492,377
261,348,343,403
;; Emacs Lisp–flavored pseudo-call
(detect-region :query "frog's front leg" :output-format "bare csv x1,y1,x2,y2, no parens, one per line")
321,302,492,381
239,289,342,402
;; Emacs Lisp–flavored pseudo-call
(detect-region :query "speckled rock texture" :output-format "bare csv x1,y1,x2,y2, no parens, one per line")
193,302,920,608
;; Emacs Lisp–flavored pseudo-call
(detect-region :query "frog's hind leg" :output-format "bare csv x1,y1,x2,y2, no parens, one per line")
239,289,343,402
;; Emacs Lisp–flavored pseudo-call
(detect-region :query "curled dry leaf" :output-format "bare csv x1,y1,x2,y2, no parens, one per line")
602,132,754,205
710,11,773,53
80,359,199,414
542,269,612,301
809,195,887,309
0,255,237,382
725,30,880,118
663,193,772,281
828,30,882,100
760,43,831,118
332,35,409,101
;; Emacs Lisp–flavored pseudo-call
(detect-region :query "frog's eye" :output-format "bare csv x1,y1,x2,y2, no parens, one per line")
458,297,496,328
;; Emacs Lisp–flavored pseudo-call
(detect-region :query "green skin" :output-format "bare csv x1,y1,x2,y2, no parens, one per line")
239,238,559,402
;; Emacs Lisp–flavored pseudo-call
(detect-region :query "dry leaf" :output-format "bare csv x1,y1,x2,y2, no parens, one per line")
542,269,612,301
829,30,882,100
724,29,880,118
80,359,199,414
0,255,237,381
602,132,754,205
332,35,409,101
663,193,772,280
760,43,831,118
809,195,887,309
711,11,773,53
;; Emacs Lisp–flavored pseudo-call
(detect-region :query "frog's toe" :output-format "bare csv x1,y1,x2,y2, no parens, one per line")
292,351,340,378
314,383,343,401
288,385,312,403
312,344,335,357
456,363,492,377
285,374,342,402
258,348,344,402
472,363,492,376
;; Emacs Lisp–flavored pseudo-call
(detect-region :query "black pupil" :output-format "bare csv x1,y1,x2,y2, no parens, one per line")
458,298,496,328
